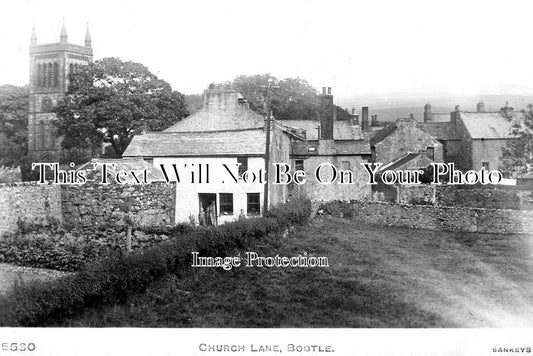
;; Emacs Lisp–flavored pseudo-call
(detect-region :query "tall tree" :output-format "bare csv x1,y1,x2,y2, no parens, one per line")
501,104,533,177
54,58,189,157
229,74,350,121
0,85,29,166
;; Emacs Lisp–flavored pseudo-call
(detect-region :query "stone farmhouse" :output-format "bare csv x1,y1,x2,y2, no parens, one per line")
123,86,372,224
372,102,524,173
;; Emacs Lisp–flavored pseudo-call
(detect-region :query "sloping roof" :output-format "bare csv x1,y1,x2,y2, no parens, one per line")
417,122,460,140
78,158,167,182
430,113,451,123
370,122,397,145
279,120,364,140
164,106,265,132
459,112,515,139
291,139,371,156
379,152,434,171
123,129,266,157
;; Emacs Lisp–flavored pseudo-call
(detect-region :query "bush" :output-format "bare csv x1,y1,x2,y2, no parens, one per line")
0,222,194,272
0,199,311,326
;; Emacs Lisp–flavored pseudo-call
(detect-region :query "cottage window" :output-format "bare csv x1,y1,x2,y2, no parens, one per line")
295,160,304,171
247,193,260,215
219,193,234,215
237,157,248,177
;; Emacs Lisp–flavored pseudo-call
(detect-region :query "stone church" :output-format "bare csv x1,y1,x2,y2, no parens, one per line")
28,22,93,161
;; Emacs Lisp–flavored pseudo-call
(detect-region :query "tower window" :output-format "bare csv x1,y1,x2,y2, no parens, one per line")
53,62,59,87
41,97,53,113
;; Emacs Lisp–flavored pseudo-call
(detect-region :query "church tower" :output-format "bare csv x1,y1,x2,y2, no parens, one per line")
28,21,93,161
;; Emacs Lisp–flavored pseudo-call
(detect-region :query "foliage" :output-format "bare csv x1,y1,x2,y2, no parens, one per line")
501,104,533,178
0,199,311,326
54,58,189,157
217,74,351,121
0,85,29,168
184,94,203,115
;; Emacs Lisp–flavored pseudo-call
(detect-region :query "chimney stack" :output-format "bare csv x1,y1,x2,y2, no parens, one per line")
371,114,378,126
361,107,369,131
320,86,334,140
423,104,432,123
477,101,485,113
451,105,461,124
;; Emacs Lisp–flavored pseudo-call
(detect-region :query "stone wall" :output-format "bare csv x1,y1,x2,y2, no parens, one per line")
397,184,435,204
321,200,533,234
62,181,176,227
0,182,62,235
436,185,533,210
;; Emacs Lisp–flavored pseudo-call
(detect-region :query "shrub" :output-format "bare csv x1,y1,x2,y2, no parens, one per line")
0,199,311,326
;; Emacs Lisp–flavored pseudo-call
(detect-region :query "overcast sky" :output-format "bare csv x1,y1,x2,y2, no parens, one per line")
2,0,533,101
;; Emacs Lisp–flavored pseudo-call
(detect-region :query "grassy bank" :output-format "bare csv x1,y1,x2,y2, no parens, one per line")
62,217,533,327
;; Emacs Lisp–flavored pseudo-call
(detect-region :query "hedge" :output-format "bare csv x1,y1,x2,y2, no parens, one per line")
0,223,193,272
0,198,311,326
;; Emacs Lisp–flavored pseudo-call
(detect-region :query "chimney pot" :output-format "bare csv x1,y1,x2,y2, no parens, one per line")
361,107,369,131
327,87,332,95
322,87,327,95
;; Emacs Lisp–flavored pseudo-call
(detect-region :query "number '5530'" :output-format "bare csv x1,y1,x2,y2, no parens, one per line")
1,343,36,352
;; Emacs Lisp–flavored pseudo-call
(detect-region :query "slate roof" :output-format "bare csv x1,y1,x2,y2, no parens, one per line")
77,158,167,181
459,112,516,139
279,120,364,140
417,122,460,140
122,129,266,158
379,152,434,171
430,113,451,123
291,139,371,156
164,106,265,132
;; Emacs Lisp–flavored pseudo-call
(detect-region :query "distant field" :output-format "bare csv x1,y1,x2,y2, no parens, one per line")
63,217,533,327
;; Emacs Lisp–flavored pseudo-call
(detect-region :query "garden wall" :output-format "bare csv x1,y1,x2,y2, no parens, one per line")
62,181,176,227
0,182,62,235
322,200,533,234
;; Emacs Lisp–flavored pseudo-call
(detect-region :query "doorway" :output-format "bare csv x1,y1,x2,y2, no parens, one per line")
198,193,217,226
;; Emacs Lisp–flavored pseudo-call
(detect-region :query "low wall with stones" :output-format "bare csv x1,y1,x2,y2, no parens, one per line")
62,181,176,227
320,200,533,234
0,182,62,235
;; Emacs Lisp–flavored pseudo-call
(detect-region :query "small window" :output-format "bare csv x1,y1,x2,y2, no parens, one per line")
219,193,233,215
237,157,248,178
482,162,490,170
426,147,435,161
247,193,260,215
341,161,351,170
295,159,304,171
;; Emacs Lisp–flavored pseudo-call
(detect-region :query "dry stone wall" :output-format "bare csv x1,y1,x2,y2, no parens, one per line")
62,181,176,227
0,182,62,235
322,200,533,234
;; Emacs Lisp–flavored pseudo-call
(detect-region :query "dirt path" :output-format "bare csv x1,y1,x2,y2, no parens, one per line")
0,263,70,295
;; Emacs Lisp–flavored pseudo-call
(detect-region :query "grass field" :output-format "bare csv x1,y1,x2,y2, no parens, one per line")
63,217,533,327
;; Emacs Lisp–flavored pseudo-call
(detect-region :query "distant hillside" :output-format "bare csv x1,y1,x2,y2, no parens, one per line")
365,107,450,123
336,93,533,122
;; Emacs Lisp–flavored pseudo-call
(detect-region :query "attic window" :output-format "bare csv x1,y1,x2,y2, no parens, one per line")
426,147,435,160
237,157,248,178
